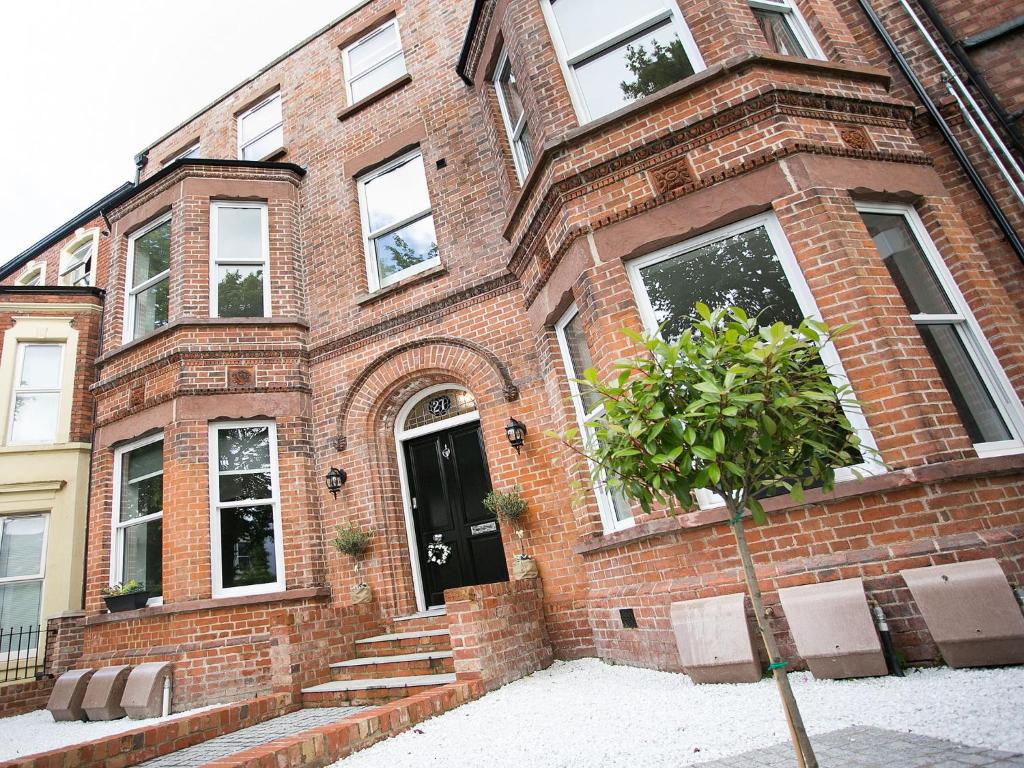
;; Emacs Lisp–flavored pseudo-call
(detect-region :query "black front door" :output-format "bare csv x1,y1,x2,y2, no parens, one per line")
404,421,509,606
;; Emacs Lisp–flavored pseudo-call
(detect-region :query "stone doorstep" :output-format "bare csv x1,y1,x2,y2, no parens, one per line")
0,693,293,768
199,680,484,768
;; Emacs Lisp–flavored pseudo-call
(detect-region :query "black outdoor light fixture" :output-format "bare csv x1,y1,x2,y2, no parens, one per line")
505,418,527,453
325,467,347,498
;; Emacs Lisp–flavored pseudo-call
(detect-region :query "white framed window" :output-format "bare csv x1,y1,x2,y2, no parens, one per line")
358,148,439,291
111,433,163,602
209,421,284,598
237,92,283,162
171,142,201,162
342,18,407,104
858,202,1024,456
749,0,824,59
556,304,635,532
8,343,63,445
15,262,44,287
210,202,270,318
124,213,171,342
627,212,882,508
0,515,47,649
59,230,98,287
494,48,535,184
540,0,705,124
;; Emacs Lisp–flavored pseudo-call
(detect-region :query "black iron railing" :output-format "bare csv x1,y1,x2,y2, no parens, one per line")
0,625,56,683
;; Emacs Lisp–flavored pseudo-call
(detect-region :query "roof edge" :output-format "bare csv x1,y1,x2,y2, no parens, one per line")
456,0,487,84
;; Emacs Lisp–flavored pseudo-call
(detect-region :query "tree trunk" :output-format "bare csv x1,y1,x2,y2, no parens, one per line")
729,516,818,768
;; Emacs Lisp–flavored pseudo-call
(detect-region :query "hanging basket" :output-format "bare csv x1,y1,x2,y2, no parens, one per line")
351,583,373,604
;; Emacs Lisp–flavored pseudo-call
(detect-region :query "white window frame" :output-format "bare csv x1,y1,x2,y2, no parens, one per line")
110,432,163,606
539,0,706,124
342,17,407,104
15,261,45,287
493,47,533,184
236,91,283,161
208,420,285,598
7,342,64,446
123,212,172,343
209,201,271,318
59,229,99,287
627,212,884,510
0,514,48,645
749,0,825,60
857,201,1024,457
357,148,439,292
555,304,635,532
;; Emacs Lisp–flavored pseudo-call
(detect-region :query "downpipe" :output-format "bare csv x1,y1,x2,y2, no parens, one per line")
162,675,171,717
872,605,905,676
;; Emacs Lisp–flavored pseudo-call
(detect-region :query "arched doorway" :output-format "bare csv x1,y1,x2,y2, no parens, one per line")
395,384,509,610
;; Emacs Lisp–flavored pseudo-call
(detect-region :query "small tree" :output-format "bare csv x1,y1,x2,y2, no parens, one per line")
482,485,529,558
332,524,372,585
566,304,872,768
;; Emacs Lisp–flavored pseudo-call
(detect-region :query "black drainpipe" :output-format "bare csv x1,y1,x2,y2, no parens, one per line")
911,0,1024,157
855,0,1024,265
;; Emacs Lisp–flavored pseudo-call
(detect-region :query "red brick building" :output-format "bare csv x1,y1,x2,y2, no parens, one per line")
3,0,1023,710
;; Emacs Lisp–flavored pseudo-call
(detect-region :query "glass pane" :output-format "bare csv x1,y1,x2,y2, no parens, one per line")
552,0,669,54
364,154,431,233
498,57,525,126
0,582,42,635
177,144,201,160
403,389,477,431
9,393,59,444
132,220,170,287
239,95,281,144
516,123,535,171
217,426,271,472
560,312,601,414
0,518,45,579
219,472,272,503
18,345,62,389
639,225,804,342
240,126,283,161
374,215,438,282
65,262,90,286
121,518,162,596
120,442,163,523
918,324,1012,444
217,265,265,318
23,272,41,286
861,213,955,315
132,278,169,339
608,487,633,522
575,19,694,120
350,54,407,101
216,206,262,262
219,505,277,589
348,22,401,75
753,8,806,56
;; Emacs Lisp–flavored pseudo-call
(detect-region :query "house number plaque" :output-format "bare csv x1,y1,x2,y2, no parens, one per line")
470,521,497,536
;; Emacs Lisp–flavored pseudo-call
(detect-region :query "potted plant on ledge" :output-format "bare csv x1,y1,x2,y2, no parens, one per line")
332,523,373,604
483,485,537,580
101,580,149,612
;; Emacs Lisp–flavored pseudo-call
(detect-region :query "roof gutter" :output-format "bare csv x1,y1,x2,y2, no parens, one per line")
455,0,487,85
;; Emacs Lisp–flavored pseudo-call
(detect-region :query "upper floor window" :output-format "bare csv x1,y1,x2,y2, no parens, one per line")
541,0,705,123
8,343,63,445
749,0,824,59
15,262,44,287
859,203,1024,456
555,305,634,532
237,92,283,162
172,142,201,162
494,48,535,184
125,214,171,342
60,231,97,287
210,202,269,318
0,515,47,646
343,18,407,103
112,434,163,602
358,148,439,291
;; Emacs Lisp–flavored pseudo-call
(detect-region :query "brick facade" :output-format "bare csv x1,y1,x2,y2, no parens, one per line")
3,0,1023,713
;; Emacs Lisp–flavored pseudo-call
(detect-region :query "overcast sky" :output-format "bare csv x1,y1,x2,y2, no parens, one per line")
0,0,360,265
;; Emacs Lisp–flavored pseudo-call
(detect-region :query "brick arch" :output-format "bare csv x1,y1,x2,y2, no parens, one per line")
334,336,519,451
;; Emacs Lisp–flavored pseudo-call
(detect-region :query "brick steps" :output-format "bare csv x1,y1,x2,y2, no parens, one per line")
354,628,452,657
389,607,447,633
330,650,454,680
301,673,458,706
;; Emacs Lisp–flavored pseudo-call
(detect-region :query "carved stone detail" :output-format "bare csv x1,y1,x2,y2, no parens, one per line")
649,154,696,195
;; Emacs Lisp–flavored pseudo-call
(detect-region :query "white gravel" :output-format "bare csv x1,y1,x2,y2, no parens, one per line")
0,704,221,761
331,659,1024,767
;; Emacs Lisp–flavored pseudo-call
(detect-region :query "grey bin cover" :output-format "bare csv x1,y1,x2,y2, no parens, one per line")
82,665,132,721
120,661,173,719
47,668,95,722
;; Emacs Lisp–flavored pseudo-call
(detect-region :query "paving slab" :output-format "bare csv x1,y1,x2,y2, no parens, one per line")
134,706,366,767
694,727,1024,767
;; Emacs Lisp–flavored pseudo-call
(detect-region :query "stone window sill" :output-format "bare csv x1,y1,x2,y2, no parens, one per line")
85,586,329,625
338,74,413,122
356,263,447,306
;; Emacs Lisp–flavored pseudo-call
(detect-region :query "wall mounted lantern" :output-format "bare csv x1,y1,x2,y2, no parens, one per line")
505,418,527,453
325,467,347,498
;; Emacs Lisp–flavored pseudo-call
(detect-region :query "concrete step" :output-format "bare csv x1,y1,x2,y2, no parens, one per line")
355,629,451,658
301,673,457,707
390,608,447,634
330,651,454,681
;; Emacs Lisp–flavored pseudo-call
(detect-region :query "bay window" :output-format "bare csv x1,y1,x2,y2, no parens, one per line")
8,343,63,445
0,516,47,650
112,434,163,600
210,202,270,318
125,214,171,341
